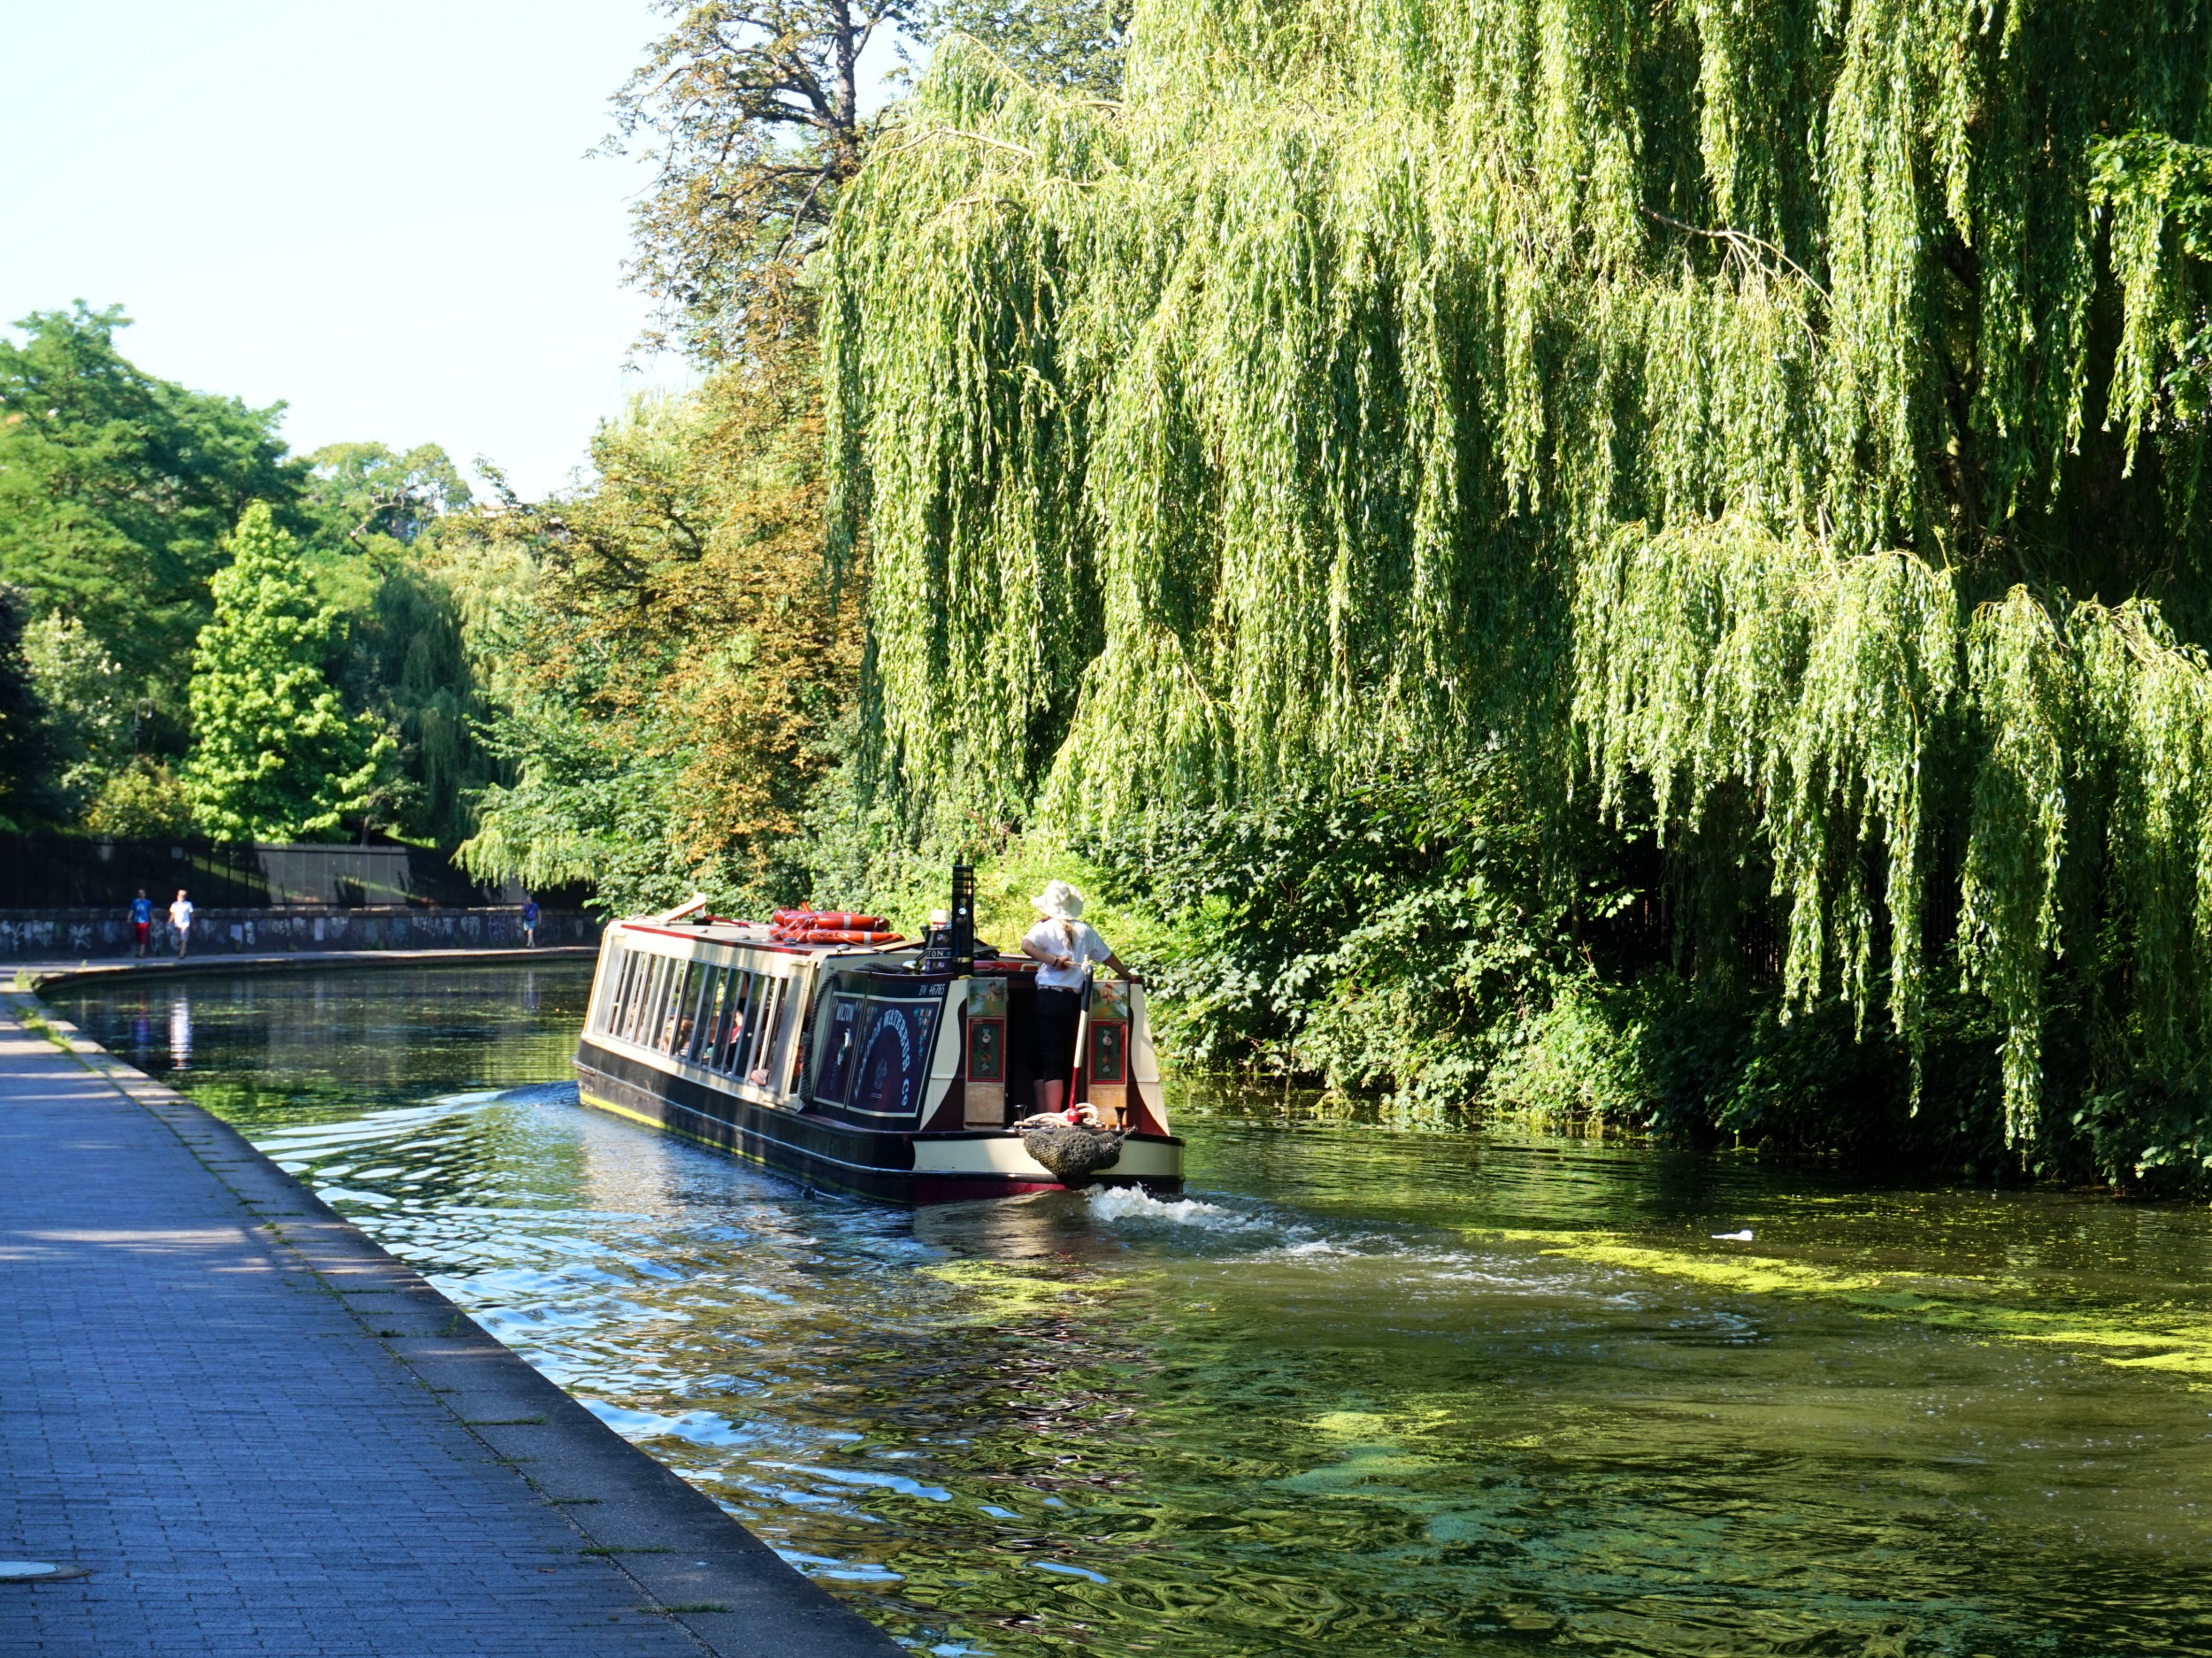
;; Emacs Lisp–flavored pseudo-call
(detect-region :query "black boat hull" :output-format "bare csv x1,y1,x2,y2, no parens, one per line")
575,1039,1184,1203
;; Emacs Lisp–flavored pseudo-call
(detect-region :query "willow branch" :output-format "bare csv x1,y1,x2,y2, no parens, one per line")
880,126,1041,161
1635,204,1829,301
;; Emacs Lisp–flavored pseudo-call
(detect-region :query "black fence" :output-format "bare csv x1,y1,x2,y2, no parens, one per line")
0,836,545,911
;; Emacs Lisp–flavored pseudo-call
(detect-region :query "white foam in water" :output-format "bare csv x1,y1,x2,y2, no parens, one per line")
1085,1186,1263,1231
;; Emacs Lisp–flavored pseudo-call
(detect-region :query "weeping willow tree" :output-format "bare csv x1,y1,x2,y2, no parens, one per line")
823,0,2212,1160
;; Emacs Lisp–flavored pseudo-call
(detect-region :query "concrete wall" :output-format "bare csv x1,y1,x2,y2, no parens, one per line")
0,907,602,961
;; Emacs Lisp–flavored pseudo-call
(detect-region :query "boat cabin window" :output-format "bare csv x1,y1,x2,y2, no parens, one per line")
661,959,707,1055
697,965,785,1085
602,946,675,1046
649,956,679,1044
599,949,639,1034
595,942,796,1091
641,956,675,1046
618,954,657,1043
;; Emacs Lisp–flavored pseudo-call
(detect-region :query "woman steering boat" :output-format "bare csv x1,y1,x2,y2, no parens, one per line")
571,866,1182,1203
1020,879,1141,1120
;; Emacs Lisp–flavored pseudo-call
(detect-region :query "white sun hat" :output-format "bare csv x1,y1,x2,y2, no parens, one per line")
1032,879,1085,921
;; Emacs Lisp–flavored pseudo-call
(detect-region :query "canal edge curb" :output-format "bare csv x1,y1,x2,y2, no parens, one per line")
19,943,602,995
2,989,905,1658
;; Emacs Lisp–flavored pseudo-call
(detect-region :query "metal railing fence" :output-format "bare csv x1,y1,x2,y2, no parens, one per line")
0,835,530,911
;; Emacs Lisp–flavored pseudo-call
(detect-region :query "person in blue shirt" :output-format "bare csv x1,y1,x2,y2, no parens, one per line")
521,896,541,949
128,889,152,958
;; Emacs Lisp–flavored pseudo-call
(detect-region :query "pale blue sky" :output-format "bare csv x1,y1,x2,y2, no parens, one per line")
4,1,903,497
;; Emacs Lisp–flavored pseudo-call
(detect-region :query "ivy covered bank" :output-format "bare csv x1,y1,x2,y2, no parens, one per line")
820,0,2212,1184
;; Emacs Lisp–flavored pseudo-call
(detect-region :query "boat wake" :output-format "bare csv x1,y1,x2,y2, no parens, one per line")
1082,1185,1428,1263
1080,1185,1625,1304
1084,1185,1270,1232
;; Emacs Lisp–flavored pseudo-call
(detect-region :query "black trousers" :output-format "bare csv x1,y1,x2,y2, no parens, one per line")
1032,986,1084,1084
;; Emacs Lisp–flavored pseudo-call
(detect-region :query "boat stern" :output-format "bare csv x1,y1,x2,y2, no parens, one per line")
910,1127,1185,1204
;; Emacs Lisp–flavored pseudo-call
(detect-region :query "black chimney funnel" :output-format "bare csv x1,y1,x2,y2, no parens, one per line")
950,863,975,974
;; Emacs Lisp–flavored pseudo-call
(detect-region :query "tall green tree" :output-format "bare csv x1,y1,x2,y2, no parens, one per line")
303,441,471,547
300,442,495,848
607,0,919,360
456,346,860,913
826,2,2212,1178
0,304,304,727
185,503,392,842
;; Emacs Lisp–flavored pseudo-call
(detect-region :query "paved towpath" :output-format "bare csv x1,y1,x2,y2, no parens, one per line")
0,998,899,1657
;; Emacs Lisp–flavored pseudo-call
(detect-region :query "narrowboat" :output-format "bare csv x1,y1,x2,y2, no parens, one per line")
571,878,1183,1203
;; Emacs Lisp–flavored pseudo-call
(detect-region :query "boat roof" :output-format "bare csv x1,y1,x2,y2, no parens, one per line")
608,915,1049,974
611,915,923,959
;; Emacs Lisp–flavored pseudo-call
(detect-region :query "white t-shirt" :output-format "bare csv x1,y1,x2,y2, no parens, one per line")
168,899,194,931
1024,918,1108,991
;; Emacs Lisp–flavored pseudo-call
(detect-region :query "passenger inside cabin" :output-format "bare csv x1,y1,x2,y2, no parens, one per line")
1021,880,1141,1118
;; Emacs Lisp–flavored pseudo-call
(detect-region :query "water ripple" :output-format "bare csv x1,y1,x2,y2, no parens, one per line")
61,963,2212,1658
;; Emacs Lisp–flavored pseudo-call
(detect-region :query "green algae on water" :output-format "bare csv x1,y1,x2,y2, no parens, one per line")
1496,1228,2212,1375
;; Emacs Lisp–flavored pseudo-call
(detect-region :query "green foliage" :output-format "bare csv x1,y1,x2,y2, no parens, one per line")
0,587,56,831
343,559,488,847
22,613,134,823
822,3,2212,1181
1574,522,1959,1058
1082,760,1609,1113
457,351,860,913
457,676,693,913
303,441,471,547
0,316,501,845
84,759,194,838
1956,595,2212,1147
295,443,502,848
1628,979,2008,1169
184,503,394,842
1482,991,1647,1127
0,304,303,724
2088,132,2212,473
606,0,914,359
918,0,1128,98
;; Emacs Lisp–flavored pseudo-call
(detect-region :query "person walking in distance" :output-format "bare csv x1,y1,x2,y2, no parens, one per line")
128,888,152,958
167,889,195,959
521,895,540,949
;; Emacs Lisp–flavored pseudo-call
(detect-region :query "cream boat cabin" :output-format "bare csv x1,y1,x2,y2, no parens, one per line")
572,899,1182,1203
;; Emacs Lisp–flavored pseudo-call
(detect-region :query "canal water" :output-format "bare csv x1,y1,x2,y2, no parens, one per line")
63,964,2212,1658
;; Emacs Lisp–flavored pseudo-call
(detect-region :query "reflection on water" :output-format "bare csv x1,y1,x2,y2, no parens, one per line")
64,967,2212,1658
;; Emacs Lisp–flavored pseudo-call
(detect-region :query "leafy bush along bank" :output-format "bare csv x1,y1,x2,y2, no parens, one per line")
1017,775,2030,1186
